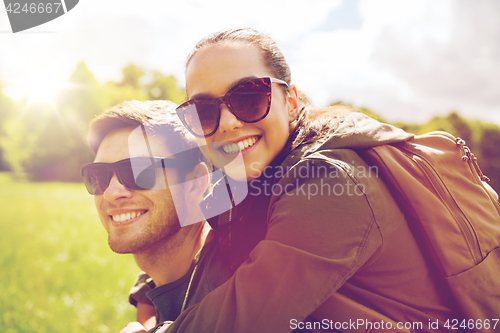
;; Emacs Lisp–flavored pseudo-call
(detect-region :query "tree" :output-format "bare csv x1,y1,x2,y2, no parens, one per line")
42,62,106,181
118,64,144,90
477,125,500,193
8,62,105,181
146,71,185,104
103,64,147,108
0,80,17,171
2,98,54,179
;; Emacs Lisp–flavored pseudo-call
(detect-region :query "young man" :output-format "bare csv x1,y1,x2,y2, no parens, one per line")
82,100,211,332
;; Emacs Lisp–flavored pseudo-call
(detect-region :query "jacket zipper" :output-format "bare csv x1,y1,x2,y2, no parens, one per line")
400,146,483,266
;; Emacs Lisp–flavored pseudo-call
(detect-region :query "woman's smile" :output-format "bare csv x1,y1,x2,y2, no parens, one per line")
220,135,261,155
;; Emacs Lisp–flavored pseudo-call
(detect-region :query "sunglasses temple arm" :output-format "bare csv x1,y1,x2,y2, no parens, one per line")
222,173,236,209
140,125,157,165
206,143,235,209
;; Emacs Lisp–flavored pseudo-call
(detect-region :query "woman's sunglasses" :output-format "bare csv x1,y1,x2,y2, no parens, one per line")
175,77,288,138
81,157,191,195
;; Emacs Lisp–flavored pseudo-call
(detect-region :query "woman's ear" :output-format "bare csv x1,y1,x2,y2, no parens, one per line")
287,85,299,123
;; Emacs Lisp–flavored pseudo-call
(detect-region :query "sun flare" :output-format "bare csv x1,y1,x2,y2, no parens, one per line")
25,72,65,103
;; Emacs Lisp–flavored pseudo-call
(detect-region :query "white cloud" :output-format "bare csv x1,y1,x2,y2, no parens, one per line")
286,0,500,124
366,0,500,123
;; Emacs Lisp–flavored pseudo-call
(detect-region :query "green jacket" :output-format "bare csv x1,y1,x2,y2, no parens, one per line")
152,113,460,333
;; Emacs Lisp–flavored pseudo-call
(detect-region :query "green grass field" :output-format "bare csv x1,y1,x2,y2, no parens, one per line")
0,172,140,332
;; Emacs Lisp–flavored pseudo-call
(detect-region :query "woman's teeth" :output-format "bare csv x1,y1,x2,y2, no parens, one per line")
112,211,143,222
222,136,259,154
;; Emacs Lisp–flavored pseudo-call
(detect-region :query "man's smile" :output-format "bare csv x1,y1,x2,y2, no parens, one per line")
110,210,148,224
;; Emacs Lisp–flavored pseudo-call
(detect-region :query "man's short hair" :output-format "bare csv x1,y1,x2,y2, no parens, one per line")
89,100,204,172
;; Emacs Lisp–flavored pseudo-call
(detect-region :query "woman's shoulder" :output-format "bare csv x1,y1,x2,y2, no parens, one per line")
278,140,360,177
295,112,412,154
280,112,412,169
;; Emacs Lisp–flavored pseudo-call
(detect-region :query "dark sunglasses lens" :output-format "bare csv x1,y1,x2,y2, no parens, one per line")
83,167,112,195
229,81,270,121
183,102,219,137
117,160,156,190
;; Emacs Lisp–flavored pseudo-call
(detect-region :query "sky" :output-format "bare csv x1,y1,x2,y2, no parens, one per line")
0,0,499,125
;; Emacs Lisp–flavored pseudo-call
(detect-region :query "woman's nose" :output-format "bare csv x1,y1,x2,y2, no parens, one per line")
218,104,244,133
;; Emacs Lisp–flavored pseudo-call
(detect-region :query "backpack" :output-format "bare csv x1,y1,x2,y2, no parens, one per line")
357,131,500,332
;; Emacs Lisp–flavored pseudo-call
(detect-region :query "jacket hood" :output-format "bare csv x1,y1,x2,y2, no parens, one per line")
308,112,413,151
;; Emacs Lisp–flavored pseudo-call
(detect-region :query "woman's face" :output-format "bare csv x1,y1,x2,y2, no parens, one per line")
185,43,298,181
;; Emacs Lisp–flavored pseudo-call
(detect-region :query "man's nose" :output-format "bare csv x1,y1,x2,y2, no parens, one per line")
102,174,133,201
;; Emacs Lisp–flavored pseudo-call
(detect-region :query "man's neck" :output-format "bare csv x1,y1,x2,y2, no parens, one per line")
133,222,212,287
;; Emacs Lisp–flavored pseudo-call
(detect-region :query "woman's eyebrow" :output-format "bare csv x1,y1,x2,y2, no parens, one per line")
231,76,259,87
190,76,259,99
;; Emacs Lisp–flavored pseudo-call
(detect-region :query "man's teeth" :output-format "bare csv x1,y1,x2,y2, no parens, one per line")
112,211,143,222
222,136,259,154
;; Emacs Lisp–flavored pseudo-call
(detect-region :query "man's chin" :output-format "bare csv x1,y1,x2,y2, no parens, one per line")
107,235,171,255
108,244,134,254
108,238,142,254
107,221,181,254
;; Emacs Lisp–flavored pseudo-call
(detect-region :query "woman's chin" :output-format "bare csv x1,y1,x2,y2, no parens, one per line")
224,168,251,182
222,164,263,182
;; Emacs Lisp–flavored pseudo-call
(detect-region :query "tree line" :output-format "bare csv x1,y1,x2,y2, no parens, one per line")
0,63,499,192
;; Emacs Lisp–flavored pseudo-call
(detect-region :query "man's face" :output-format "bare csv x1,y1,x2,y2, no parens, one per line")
94,126,184,254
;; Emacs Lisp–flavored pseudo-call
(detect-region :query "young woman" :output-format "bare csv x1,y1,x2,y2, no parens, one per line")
139,28,459,333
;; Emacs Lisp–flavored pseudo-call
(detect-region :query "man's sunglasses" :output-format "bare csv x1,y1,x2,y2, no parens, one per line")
81,157,191,195
175,77,288,138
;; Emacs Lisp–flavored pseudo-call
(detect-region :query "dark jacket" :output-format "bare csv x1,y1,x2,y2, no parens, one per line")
153,113,460,333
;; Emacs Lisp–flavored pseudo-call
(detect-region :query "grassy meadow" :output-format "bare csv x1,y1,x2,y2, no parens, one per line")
0,172,140,332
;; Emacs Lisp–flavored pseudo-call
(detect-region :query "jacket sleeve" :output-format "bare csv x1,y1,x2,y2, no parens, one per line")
165,156,385,333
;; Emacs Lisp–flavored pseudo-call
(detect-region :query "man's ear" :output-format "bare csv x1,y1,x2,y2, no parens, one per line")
183,162,210,202
287,85,299,123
